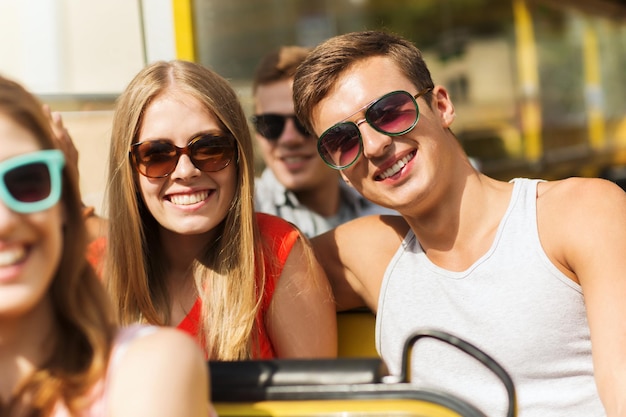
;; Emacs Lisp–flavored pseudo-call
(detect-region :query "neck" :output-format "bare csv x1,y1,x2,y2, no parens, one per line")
159,227,216,272
158,227,208,325
0,295,58,402
295,180,342,218
404,172,512,271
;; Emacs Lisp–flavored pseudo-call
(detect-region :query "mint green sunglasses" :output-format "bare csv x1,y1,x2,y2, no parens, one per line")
0,150,65,213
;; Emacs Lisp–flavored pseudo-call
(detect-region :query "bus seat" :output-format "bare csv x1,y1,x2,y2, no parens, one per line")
337,308,378,358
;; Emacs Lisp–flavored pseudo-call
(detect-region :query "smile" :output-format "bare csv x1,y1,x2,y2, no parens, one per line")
168,190,210,206
282,156,309,163
0,246,26,267
378,151,416,180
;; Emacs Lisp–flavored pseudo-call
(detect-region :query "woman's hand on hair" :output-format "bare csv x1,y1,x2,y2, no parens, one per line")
43,104,79,180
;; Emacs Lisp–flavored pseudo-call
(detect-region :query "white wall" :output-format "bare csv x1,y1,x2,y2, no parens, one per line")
0,0,147,94
0,0,179,213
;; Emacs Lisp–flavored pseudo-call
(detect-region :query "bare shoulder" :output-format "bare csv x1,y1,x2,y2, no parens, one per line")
538,177,626,214
118,327,207,382
112,326,207,382
323,213,408,243
311,215,409,311
537,177,626,280
313,214,409,262
539,176,624,194
122,326,203,359
108,327,209,417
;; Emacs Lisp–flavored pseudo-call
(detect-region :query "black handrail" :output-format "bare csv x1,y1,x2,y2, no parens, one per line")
399,329,517,417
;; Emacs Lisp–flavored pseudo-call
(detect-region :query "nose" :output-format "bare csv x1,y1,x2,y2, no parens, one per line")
170,154,201,181
0,199,18,233
358,120,393,160
278,118,307,146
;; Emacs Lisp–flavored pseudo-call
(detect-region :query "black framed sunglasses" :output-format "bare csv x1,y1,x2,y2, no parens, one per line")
251,114,309,140
317,88,433,170
130,133,236,178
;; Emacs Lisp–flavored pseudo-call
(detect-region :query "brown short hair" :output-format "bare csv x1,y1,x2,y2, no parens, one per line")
293,30,435,135
252,45,311,93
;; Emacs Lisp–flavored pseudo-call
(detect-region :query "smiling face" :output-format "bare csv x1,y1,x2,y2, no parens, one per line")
254,78,338,192
0,113,63,318
135,90,237,242
312,56,458,214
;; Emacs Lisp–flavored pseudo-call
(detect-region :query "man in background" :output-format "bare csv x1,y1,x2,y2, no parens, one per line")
251,46,395,237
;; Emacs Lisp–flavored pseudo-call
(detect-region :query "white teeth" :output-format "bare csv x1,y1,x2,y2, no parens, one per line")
169,191,209,206
0,246,26,267
284,157,305,164
379,152,415,180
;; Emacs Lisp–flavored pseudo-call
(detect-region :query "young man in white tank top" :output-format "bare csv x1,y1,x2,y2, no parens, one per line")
294,31,626,416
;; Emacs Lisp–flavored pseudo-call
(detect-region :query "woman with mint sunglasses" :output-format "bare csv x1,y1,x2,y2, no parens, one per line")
0,76,210,417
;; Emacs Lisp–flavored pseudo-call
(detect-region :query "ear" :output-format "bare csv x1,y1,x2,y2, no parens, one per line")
433,86,456,128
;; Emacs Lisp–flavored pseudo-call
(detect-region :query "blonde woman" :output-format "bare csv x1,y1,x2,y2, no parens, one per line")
104,60,337,360
0,75,209,417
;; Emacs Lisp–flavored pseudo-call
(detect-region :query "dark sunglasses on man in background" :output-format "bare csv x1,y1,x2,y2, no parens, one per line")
0,149,65,214
251,114,310,140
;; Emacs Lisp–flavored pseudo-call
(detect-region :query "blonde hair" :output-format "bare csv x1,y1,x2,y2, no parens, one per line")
0,77,116,416
106,60,267,360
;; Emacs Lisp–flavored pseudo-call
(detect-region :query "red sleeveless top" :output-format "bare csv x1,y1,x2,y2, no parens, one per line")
86,213,299,359
176,213,299,359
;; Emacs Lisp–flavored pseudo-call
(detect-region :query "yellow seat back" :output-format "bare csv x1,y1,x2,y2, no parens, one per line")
337,309,378,358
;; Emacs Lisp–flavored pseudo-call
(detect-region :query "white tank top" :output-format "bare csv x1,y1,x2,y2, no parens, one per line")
376,178,605,416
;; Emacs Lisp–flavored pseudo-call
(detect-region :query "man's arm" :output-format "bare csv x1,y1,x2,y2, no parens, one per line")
539,177,626,416
311,214,409,312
